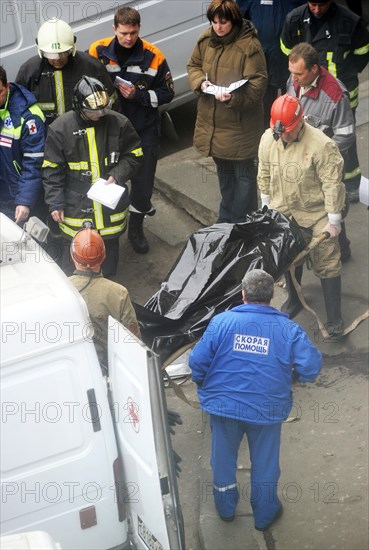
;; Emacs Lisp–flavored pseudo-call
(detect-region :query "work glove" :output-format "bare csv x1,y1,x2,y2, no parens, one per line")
323,213,342,238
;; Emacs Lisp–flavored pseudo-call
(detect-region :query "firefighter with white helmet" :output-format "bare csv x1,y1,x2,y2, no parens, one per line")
258,94,346,337
69,221,141,368
16,18,116,126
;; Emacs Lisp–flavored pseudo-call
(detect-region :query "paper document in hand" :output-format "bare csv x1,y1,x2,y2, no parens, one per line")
204,79,248,95
87,178,125,209
114,76,134,88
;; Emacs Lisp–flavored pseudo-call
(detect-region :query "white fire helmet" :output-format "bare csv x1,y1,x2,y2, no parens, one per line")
36,18,76,59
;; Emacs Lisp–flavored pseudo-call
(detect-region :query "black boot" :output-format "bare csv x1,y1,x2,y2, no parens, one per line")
281,266,303,319
320,276,344,337
128,212,149,254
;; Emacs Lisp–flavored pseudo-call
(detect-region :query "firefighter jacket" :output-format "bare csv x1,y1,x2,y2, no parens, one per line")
257,122,346,228
189,303,321,424
88,37,174,142
69,271,140,366
280,2,369,109
286,66,355,154
16,52,117,126
187,20,267,160
0,83,45,212
42,109,143,239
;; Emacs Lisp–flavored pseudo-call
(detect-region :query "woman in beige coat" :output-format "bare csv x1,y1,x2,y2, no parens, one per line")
187,0,267,222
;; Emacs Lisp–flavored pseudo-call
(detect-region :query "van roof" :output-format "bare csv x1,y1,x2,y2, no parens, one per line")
0,214,91,366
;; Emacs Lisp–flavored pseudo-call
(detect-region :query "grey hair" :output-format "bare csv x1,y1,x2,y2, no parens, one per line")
242,269,274,303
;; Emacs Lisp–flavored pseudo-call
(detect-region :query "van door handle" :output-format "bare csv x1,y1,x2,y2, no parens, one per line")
87,389,102,432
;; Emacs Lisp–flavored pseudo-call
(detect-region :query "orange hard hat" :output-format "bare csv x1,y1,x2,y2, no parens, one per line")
270,94,303,133
70,224,106,270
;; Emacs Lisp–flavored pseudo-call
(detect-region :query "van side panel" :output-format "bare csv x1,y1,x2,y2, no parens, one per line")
0,0,208,107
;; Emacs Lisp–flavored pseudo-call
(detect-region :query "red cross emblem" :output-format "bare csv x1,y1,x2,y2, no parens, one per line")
127,397,140,433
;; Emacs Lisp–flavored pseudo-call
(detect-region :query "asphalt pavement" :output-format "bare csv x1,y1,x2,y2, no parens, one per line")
143,68,369,549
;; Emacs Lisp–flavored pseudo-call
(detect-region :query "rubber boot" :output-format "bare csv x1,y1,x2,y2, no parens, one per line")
281,265,303,319
338,221,351,263
128,212,149,254
320,276,344,337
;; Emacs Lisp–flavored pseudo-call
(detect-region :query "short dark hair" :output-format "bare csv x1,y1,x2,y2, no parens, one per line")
0,66,8,87
289,43,320,71
114,6,140,27
242,269,274,304
207,0,243,26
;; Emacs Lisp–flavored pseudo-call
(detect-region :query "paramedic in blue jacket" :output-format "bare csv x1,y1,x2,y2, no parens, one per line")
0,65,45,224
189,269,322,531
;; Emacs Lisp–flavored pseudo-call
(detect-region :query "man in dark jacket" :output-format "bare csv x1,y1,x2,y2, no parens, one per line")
0,66,45,224
189,269,322,531
280,0,369,201
89,6,174,254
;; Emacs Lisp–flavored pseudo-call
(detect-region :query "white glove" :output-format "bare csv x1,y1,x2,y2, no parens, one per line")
260,193,270,208
323,213,342,238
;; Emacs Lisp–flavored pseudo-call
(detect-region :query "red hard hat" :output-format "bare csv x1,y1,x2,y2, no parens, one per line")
270,94,303,133
70,226,106,269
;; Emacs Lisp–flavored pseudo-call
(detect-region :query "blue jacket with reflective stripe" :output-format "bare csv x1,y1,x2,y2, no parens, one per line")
0,83,45,211
189,303,322,424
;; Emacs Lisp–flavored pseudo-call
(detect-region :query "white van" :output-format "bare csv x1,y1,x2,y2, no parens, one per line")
0,0,208,108
0,213,184,549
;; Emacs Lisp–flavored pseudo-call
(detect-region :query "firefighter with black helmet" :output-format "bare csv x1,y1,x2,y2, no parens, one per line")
69,221,141,369
42,76,143,278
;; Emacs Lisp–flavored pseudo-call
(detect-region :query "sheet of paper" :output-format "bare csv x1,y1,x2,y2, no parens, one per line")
204,78,248,96
114,75,134,88
87,178,125,210
359,175,369,206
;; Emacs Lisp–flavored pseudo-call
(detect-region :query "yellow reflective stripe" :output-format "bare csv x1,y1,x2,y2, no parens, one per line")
110,209,128,223
99,222,127,236
37,102,55,110
280,39,291,56
344,167,361,180
54,70,65,115
104,156,109,166
132,147,143,157
326,52,337,77
68,161,89,170
86,128,100,181
354,43,369,56
29,103,46,122
42,159,58,168
85,127,104,229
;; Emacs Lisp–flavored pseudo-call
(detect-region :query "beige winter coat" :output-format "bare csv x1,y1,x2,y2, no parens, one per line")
257,123,346,228
187,21,267,160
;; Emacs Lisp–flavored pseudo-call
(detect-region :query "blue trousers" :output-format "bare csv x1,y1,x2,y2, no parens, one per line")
210,414,282,529
213,157,257,223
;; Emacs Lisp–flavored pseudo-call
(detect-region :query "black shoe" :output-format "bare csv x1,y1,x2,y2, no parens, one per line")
255,505,283,532
219,514,235,522
128,212,149,254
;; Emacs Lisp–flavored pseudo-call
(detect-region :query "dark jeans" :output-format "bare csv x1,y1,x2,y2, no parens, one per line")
213,157,258,223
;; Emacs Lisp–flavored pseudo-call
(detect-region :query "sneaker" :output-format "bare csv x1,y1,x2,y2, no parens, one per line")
255,505,283,531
